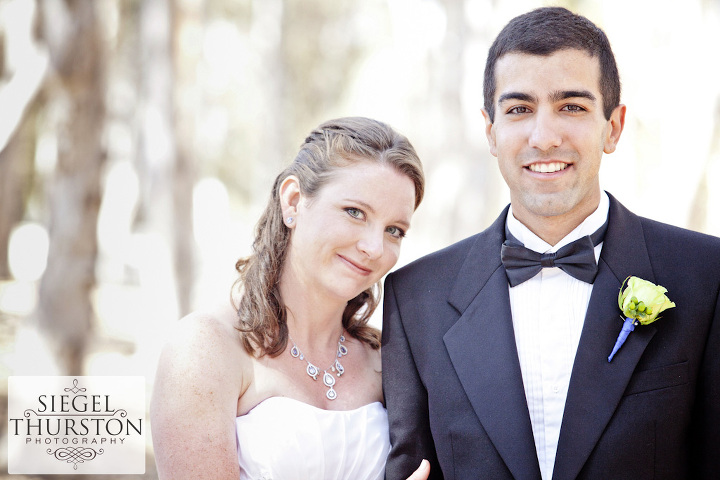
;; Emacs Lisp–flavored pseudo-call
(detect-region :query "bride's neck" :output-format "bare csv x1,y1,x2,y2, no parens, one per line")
279,280,346,350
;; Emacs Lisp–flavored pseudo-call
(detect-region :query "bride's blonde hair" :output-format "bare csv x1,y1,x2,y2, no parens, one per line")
234,117,424,357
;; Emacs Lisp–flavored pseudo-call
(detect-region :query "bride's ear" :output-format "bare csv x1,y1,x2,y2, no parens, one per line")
279,176,301,225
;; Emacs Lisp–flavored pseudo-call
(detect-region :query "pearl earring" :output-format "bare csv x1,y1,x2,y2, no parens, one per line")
286,217,294,225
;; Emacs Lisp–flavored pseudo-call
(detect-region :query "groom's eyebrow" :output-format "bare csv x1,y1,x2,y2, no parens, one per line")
498,92,536,105
549,89,597,103
498,90,597,105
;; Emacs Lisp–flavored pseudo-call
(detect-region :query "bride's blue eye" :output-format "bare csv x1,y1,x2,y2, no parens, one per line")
386,226,406,238
345,208,364,219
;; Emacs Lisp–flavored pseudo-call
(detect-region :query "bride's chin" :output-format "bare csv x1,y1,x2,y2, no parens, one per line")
339,284,375,303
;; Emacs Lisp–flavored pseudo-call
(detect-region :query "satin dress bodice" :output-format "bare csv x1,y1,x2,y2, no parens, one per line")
235,397,390,480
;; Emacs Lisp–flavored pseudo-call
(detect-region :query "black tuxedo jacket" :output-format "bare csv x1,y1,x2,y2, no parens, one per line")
382,194,720,480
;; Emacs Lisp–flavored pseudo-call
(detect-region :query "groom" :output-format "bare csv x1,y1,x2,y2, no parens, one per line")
382,7,720,480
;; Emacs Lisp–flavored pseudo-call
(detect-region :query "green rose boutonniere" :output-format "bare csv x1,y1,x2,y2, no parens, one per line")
607,276,676,362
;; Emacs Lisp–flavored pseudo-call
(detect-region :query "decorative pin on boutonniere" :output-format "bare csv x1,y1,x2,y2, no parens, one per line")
608,276,676,362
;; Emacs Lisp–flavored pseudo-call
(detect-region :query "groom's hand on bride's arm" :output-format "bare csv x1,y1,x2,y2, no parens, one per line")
405,459,430,480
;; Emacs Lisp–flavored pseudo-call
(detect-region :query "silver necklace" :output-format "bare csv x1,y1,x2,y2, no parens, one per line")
289,333,348,400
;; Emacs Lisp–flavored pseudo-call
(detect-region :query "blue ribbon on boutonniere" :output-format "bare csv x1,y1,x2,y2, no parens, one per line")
608,276,676,362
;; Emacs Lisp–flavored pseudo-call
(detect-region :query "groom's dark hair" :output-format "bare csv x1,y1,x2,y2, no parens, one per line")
483,7,621,122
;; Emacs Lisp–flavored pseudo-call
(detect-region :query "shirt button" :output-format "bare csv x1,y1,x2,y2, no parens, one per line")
552,385,559,393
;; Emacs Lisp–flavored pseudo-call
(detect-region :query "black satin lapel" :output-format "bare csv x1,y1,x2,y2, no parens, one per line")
553,195,657,479
444,268,542,480
598,193,656,285
448,206,509,314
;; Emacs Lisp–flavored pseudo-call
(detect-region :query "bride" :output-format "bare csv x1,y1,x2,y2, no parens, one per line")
151,117,430,480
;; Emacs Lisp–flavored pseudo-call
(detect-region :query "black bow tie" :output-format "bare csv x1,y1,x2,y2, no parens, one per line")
501,220,608,287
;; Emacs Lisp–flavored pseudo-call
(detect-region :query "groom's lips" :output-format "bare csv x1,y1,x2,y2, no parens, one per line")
525,161,571,173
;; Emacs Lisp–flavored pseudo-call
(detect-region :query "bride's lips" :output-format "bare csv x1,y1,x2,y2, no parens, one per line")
338,255,372,275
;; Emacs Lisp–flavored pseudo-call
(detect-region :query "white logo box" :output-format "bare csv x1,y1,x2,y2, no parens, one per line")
8,376,145,474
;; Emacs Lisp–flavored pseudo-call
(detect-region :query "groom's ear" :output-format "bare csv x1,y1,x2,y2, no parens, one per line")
603,104,626,154
481,108,498,157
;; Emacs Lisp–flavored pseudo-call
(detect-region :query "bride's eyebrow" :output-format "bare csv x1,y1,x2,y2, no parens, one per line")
342,198,411,229
343,198,375,214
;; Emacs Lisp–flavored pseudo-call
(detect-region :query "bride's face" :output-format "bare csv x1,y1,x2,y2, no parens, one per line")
283,161,416,304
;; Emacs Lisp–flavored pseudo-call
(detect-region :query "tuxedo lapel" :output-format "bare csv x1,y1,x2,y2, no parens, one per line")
444,207,542,480
553,194,658,479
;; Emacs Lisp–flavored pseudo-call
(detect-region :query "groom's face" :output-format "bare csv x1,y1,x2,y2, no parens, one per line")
482,48,624,231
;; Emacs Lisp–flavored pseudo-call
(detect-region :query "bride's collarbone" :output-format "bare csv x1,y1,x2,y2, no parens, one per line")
238,347,382,414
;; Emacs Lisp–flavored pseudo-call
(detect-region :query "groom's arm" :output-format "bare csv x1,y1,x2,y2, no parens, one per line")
382,273,442,480
690,285,720,477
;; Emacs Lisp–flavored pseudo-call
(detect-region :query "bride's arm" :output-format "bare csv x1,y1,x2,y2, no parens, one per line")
150,312,245,480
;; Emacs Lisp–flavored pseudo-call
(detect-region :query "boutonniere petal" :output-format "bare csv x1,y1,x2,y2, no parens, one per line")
607,276,675,362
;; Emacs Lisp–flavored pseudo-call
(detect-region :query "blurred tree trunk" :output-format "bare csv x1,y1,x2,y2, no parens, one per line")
438,0,471,239
134,0,175,272
37,0,106,375
0,1,46,279
427,0,503,242
133,0,196,318
249,0,288,201
170,0,200,317
0,99,39,279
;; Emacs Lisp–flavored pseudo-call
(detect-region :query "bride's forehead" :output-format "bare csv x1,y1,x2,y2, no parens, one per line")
309,165,415,211
317,162,399,190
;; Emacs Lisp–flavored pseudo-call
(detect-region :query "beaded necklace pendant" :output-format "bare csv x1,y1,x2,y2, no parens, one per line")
289,334,347,400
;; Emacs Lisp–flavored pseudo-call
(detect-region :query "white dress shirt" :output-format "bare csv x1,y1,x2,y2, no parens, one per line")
506,192,609,480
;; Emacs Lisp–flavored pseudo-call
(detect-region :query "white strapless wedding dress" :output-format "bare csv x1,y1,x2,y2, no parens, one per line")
235,396,390,480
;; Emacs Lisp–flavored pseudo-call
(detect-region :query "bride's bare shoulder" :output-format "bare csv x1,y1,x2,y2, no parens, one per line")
151,305,247,479
155,304,251,385
173,303,243,347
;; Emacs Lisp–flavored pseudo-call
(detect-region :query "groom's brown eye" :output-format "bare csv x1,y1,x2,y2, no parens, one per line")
508,106,531,114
